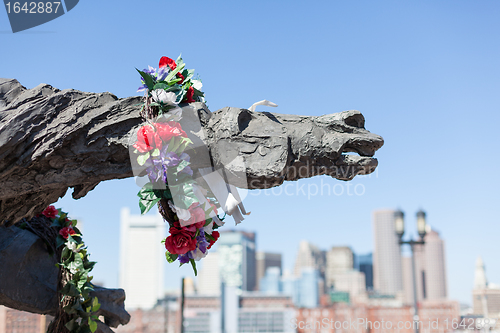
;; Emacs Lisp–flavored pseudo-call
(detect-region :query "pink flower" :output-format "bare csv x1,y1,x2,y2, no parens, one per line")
154,122,187,142
180,204,206,232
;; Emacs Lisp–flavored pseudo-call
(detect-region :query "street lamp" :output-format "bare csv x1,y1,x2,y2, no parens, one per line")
395,209,427,333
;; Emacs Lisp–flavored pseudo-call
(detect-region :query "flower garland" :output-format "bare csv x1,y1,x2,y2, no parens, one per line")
134,55,224,275
40,205,101,333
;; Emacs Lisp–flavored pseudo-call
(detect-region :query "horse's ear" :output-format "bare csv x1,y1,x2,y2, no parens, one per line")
237,108,253,133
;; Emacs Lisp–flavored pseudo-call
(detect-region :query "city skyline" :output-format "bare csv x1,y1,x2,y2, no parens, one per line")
4,0,498,308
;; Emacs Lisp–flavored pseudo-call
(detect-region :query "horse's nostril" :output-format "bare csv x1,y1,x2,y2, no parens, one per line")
344,112,365,128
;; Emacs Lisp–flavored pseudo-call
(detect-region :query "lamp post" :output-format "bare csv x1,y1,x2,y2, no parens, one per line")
395,209,427,333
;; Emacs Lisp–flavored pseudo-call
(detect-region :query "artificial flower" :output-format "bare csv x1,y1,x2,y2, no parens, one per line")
192,80,203,91
151,89,178,105
179,203,206,230
133,125,162,153
65,240,79,253
59,226,76,239
183,86,195,103
168,201,191,221
207,231,220,249
159,56,176,70
155,122,187,141
41,205,58,219
164,228,196,255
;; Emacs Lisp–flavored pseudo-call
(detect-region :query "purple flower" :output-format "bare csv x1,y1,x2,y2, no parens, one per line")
196,230,209,254
157,67,169,81
164,151,180,167
178,252,192,264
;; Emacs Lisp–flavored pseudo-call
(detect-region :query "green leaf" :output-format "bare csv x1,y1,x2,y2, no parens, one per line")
205,232,215,242
56,235,66,248
88,318,97,333
176,137,193,154
137,152,150,166
61,281,81,297
165,251,178,263
139,197,161,215
137,183,158,201
173,160,190,176
165,63,186,84
169,182,198,210
166,136,180,153
193,87,204,98
51,219,62,228
136,68,155,90
92,297,100,312
190,259,198,276
65,318,78,331
151,148,160,157
153,82,169,90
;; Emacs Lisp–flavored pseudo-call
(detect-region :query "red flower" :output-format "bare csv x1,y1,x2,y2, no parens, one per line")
41,205,58,219
155,122,187,142
165,228,196,255
183,86,195,103
59,226,76,239
207,231,220,249
159,56,177,71
176,72,184,84
133,125,162,153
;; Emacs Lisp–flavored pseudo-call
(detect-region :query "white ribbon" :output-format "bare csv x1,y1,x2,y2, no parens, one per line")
248,100,278,112
199,167,250,225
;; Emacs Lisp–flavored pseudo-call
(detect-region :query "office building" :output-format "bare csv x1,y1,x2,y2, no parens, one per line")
218,230,256,292
119,208,166,309
293,241,325,278
255,252,282,290
297,268,320,308
357,253,374,290
197,252,221,295
423,228,448,299
325,246,354,290
260,267,282,294
402,226,448,304
372,209,404,296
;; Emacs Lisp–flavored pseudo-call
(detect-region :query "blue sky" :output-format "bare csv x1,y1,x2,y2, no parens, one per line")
2,0,499,305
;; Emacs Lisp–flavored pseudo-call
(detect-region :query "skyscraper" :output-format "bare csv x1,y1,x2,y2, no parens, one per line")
297,268,320,308
197,252,221,295
119,207,166,309
357,253,374,290
423,228,447,299
218,230,256,292
402,226,448,304
293,241,326,279
256,252,282,290
325,246,354,290
372,209,404,295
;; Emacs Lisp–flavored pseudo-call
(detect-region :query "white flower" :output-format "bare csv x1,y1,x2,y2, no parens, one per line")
192,80,203,91
191,248,208,261
65,241,79,253
151,89,178,105
168,200,191,221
